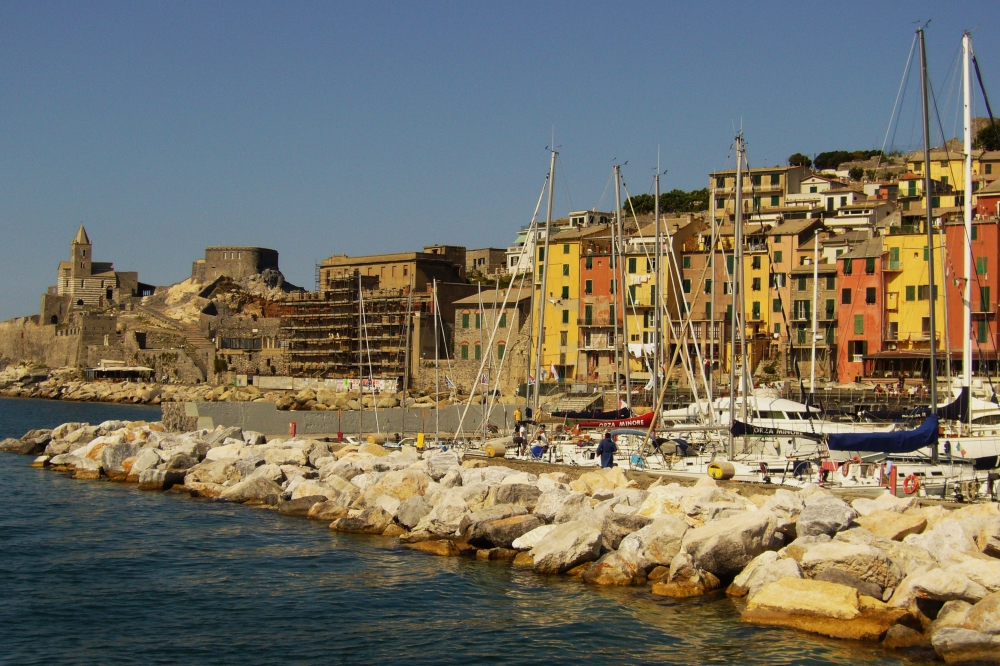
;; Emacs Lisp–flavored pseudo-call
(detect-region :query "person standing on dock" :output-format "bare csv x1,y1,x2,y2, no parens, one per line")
596,432,617,469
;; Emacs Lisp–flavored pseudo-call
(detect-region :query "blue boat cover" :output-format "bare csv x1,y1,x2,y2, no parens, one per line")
827,416,939,453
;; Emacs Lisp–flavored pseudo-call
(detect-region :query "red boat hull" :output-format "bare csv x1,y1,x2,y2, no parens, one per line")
578,412,655,429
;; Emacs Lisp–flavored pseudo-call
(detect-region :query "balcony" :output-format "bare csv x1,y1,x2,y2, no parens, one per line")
885,260,903,271
852,354,864,363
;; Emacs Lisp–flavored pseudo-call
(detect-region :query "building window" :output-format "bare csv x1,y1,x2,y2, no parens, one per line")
906,285,915,301
499,313,507,328
475,345,481,360
628,257,637,274
752,175,762,186
854,315,864,335
562,309,569,324
774,323,781,334
716,176,725,188
773,251,782,263
563,244,570,254
538,247,545,261
809,186,817,193
918,285,928,300
704,279,712,294
723,282,730,295
978,319,988,343
932,196,941,208
751,255,761,270
726,256,734,275
865,257,875,274
977,257,987,275
982,286,991,312
585,256,593,270
682,279,691,294
462,314,470,328
986,164,994,175
562,264,569,276
842,289,852,305
560,331,568,346
753,196,761,210
716,198,726,210
752,301,761,320
826,299,835,319
584,305,592,325
497,344,505,360
752,277,761,291
826,276,836,290
773,298,781,313
797,276,806,291
843,258,853,275
461,344,469,359
682,256,691,269
628,285,637,303
972,226,979,240
584,279,593,295
865,287,876,304
561,286,569,299
770,174,780,185
770,196,780,206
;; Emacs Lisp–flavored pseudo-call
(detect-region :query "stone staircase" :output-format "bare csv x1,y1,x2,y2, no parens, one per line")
136,305,215,379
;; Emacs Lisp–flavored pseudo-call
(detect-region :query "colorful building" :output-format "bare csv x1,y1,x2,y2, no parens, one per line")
836,237,884,381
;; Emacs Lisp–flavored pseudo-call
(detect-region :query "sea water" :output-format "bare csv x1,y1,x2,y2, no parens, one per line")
0,397,928,665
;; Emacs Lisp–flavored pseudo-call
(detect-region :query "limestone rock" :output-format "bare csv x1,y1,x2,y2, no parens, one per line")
205,442,245,461
904,518,979,562
460,504,528,543
475,515,543,549
493,483,542,511
851,492,916,517
363,469,432,504
307,501,349,522
796,495,857,537
439,468,463,489
512,524,557,550
652,571,720,598
529,520,603,574
407,540,462,557
882,624,931,649
855,510,927,541
220,477,282,504
681,510,780,578
277,496,326,517
137,469,185,491
397,496,433,529
965,592,1000,635
332,506,393,534
582,551,646,586
533,488,572,522
185,459,242,486
616,516,689,571
636,484,688,520
476,548,519,561
743,578,908,641
414,489,470,536
600,511,653,551
425,450,461,480
553,492,591,524
101,442,139,473
799,541,902,590
931,627,1000,664
358,443,389,458
264,447,308,467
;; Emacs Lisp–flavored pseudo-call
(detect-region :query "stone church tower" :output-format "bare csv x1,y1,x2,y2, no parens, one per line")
70,225,92,279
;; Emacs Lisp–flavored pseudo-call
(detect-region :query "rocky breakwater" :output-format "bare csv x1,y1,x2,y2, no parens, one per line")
5,421,1000,662
0,364,528,410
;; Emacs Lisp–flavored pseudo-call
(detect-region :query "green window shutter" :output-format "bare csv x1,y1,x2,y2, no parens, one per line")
561,286,569,299
497,344,505,360
682,256,691,268
972,226,979,240
584,305,592,325
499,313,506,328
585,279,593,294
826,299,835,318
562,264,569,276
826,276,835,290
475,313,481,329
843,258,852,275
609,305,615,322
628,285,636,303
979,319,988,343
774,323,781,333
770,195,779,206
462,314,469,328
705,302,712,317
461,344,468,359
773,298,781,313
773,251,782,263
854,315,864,335
923,246,929,261
905,285,915,301
628,257,637,274
727,256,734,274
563,244,570,254
752,301,761,319
842,288,852,304
704,279,712,294
982,286,991,312
561,309,569,324
682,279,691,294
977,257,987,275
866,257,875,273
889,247,900,262
538,247,545,261
475,345,481,360
726,304,733,321
585,256,593,269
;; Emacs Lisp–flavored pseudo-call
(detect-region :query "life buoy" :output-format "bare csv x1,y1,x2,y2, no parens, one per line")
903,474,921,495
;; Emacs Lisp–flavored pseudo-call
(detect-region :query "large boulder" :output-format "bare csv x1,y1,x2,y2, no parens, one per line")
397,496,432,529
137,469,185,491
904,518,978,562
414,489,470,536
600,511,653,551
553,492,591,524
425,450,461,480
185,459,242,486
264,447,308,467
892,565,989,606
473,515,543,549
932,627,1000,664
855,510,927,541
492,483,542,511
796,495,857,537
799,541,902,590
529,520,603,574
512,524,557,550
616,516,689,572
533,488,572,522
681,510,781,578
965,592,1000,635
331,506,393,534
220,477,283,504
101,442,139,474
582,551,646,586
728,552,803,600
636,484,689,520
362,469,432,504
743,578,909,641
460,505,528,541
852,492,916,517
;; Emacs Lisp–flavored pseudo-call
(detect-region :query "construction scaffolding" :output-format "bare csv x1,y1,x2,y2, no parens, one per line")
280,273,428,379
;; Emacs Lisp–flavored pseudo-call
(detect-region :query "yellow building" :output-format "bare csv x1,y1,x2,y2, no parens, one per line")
882,227,945,355
531,226,605,382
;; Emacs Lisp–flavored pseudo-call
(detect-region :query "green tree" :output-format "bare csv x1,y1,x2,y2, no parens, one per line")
788,153,812,168
849,167,864,181
623,189,709,215
624,193,656,215
975,119,1000,150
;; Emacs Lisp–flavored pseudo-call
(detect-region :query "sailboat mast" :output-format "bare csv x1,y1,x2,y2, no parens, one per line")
433,278,439,444
962,31,974,425
401,275,413,440
654,170,661,407
610,206,622,410
729,135,745,459
709,185,717,415
810,228,820,396
615,165,633,409
358,272,364,443
918,27,939,444
533,149,557,416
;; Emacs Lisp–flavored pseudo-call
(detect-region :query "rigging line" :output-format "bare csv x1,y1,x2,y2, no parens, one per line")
556,153,575,214
595,170,614,213
878,33,919,171
970,46,1000,149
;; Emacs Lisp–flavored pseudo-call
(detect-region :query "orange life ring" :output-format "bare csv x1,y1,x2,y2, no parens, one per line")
903,474,921,495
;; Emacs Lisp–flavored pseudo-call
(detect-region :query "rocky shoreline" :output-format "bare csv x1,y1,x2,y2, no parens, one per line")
0,365,524,410
3,420,1000,663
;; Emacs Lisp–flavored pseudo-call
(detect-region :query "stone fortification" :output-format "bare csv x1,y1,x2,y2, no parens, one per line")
3,420,999,662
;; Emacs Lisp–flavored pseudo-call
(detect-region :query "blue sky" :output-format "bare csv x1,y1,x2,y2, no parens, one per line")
1,1,997,320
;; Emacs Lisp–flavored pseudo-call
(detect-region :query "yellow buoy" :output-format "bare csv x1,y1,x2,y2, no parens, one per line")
484,442,507,458
707,461,736,480
416,433,425,449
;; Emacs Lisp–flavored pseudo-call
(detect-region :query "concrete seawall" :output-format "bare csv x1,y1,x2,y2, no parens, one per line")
179,401,520,436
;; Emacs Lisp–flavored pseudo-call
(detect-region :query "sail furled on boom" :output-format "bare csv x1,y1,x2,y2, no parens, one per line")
904,387,970,422
827,416,939,454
